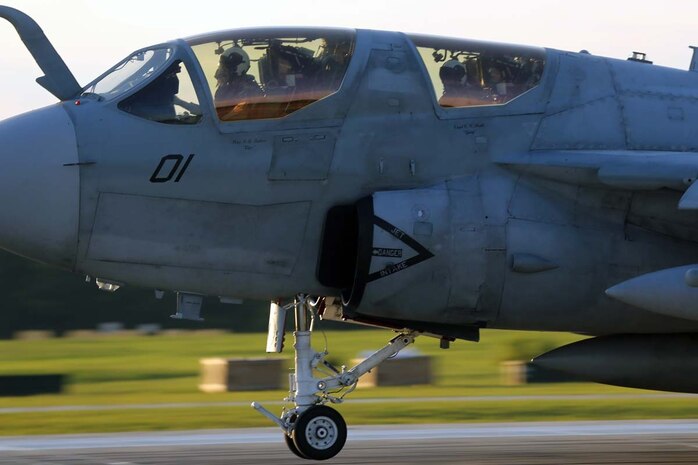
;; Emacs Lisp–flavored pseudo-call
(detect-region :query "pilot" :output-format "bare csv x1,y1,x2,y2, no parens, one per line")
487,65,509,101
119,61,182,122
438,59,485,107
214,47,264,120
315,38,353,91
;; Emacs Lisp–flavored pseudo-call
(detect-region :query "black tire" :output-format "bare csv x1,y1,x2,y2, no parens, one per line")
292,406,347,461
284,432,309,459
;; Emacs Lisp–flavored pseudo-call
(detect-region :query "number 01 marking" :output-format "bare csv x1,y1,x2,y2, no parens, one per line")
150,154,195,183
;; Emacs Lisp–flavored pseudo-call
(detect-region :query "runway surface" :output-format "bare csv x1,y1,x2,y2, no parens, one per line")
1,392,695,414
1,420,698,464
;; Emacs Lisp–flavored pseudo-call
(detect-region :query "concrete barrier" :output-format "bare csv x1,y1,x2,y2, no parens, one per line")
500,360,580,385
136,324,162,336
64,329,137,338
13,330,55,340
64,330,100,338
199,357,287,392
352,351,432,387
97,322,124,333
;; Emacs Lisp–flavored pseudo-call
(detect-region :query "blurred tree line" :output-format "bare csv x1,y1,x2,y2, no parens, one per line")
0,250,320,338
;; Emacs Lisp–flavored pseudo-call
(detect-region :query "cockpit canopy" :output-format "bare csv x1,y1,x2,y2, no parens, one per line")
409,34,546,108
82,28,545,126
187,28,355,122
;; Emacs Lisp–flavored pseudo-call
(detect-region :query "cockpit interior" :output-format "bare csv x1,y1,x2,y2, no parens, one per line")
410,34,546,108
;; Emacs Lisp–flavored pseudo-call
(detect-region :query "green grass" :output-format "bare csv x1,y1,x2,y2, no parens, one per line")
0,329,694,435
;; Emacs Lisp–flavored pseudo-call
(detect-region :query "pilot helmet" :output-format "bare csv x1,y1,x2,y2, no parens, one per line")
220,46,251,76
439,59,466,85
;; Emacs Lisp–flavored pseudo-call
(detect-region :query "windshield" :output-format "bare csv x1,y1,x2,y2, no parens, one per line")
82,48,173,99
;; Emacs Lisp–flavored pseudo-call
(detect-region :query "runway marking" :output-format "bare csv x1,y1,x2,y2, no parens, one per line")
0,393,694,414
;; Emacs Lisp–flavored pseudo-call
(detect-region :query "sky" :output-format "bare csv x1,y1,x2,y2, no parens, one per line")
1,0,697,120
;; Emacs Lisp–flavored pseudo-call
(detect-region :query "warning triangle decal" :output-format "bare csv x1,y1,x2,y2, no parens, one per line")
366,215,435,283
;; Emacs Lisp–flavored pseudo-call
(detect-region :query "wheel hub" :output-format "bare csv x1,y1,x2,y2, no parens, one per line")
305,416,337,450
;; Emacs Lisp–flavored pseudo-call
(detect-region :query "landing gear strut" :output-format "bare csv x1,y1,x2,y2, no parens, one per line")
252,294,418,460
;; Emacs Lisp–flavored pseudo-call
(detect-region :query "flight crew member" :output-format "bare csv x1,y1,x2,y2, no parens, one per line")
214,47,264,120
119,61,182,122
438,59,487,107
487,65,509,102
315,38,353,91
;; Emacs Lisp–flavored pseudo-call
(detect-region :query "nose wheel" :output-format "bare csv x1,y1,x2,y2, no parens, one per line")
289,405,347,460
284,430,306,459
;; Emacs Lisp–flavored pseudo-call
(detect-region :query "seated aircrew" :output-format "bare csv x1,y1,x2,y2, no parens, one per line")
213,47,264,121
486,64,515,103
119,61,183,122
438,59,488,107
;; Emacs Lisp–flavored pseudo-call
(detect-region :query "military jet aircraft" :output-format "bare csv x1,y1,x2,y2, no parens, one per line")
4,4,698,460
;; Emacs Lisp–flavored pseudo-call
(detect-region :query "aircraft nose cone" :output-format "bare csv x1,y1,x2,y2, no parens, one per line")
0,105,79,269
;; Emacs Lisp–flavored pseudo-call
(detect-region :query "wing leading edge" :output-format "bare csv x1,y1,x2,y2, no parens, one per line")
496,150,698,208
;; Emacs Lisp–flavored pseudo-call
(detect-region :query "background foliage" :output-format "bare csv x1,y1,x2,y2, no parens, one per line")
0,250,275,337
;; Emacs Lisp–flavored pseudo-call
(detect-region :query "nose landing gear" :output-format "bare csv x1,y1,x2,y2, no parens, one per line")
252,295,418,460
